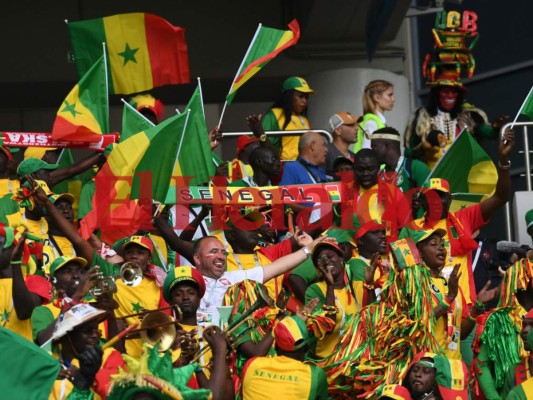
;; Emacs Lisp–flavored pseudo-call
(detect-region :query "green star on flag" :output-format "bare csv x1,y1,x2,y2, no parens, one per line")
131,301,143,313
118,43,139,65
1,309,9,322
61,100,81,118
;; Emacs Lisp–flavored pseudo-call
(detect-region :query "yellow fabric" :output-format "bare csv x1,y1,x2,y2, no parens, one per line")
42,235,76,275
430,275,463,359
312,282,358,358
0,278,33,341
103,13,152,94
226,251,282,299
271,108,310,161
414,218,471,304
148,233,168,267
242,355,313,400
356,184,384,222
56,84,103,133
7,213,49,241
0,178,20,198
228,159,254,183
113,276,163,359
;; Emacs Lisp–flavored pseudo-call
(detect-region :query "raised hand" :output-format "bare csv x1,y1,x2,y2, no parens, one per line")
446,264,461,301
476,280,500,304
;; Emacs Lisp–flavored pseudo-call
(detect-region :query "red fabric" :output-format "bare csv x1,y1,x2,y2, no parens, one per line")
258,238,293,262
93,349,127,399
25,274,52,303
145,14,190,86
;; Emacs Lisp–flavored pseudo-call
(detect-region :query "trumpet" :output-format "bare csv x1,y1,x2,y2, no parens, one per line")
190,287,274,364
90,262,143,297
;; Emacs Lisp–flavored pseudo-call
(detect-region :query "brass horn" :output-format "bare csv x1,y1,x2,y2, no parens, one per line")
89,262,143,297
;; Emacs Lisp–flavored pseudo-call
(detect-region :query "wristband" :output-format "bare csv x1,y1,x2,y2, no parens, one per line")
467,313,477,323
439,296,452,310
363,282,375,291
10,260,22,265
475,299,485,311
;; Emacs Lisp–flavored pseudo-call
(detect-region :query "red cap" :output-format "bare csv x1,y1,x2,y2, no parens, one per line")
236,136,259,155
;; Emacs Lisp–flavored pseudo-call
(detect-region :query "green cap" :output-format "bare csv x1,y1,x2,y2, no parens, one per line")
282,76,316,94
17,158,58,177
48,193,75,205
525,209,533,230
49,255,87,276
399,227,446,244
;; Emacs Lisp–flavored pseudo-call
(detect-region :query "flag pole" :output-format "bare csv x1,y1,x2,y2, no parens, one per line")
420,127,466,189
510,85,533,129
217,23,263,129
120,98,156,126
102,42,110,133
197,77,206,120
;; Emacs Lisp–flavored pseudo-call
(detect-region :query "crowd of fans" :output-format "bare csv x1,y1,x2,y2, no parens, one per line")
1,74,533,400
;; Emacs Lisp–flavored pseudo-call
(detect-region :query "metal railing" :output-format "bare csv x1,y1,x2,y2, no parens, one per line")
503,122,533,240
221,129,333,144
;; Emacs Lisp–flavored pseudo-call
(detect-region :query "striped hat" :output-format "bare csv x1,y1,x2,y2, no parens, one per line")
273,316,309,351
122,235,154,255
423,178,450,193
433,354,469,399
163,265,206,303
129,94,165,123
379,384,412,400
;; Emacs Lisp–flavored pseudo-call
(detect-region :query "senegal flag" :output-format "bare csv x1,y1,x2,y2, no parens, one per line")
79,111,188,240
226,19,300,103
432,131,497,196
51,56,109,142
68,13,190,95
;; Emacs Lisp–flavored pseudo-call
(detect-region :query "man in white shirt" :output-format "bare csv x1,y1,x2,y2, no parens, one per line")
192,231,326,326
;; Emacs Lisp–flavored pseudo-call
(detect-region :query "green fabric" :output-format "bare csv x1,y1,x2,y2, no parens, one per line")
261,109,281,151
77,179,95,220
475,342,502,400
0,194,20,225
0,326,61,399
290,258,318,286
347,258,368,282
51,149,82,198
395,158,430,193
228,178,250,187
521,90,533,120
174,86,215,187
89,252,119,277
308,363,330,400
460,327,475,369
66,388,94,400
432,130,497,196
121,101,155,143
31,305,55,342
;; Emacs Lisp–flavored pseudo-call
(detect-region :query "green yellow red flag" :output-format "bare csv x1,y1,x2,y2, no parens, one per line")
431,130,497,196
120,99,155,143
79,111,188,240
51,56,109,142
225,19,300,103
67,13,190,95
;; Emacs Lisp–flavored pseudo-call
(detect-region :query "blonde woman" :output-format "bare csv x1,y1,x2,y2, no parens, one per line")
359,80,395,151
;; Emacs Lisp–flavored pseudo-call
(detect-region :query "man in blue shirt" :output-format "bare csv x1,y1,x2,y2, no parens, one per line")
279,131,329,186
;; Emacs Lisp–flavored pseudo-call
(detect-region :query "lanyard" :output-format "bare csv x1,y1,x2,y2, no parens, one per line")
232,252,260,271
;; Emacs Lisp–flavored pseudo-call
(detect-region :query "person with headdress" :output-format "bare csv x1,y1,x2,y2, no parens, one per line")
360,79,395,151
370,126,430,193
0,227,51,341
129,93,165,125
261,76,316,161
241,315,329,399
403,352,469,400
404,9,507,169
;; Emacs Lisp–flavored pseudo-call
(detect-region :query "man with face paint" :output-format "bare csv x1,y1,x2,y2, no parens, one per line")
404,83,508,169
